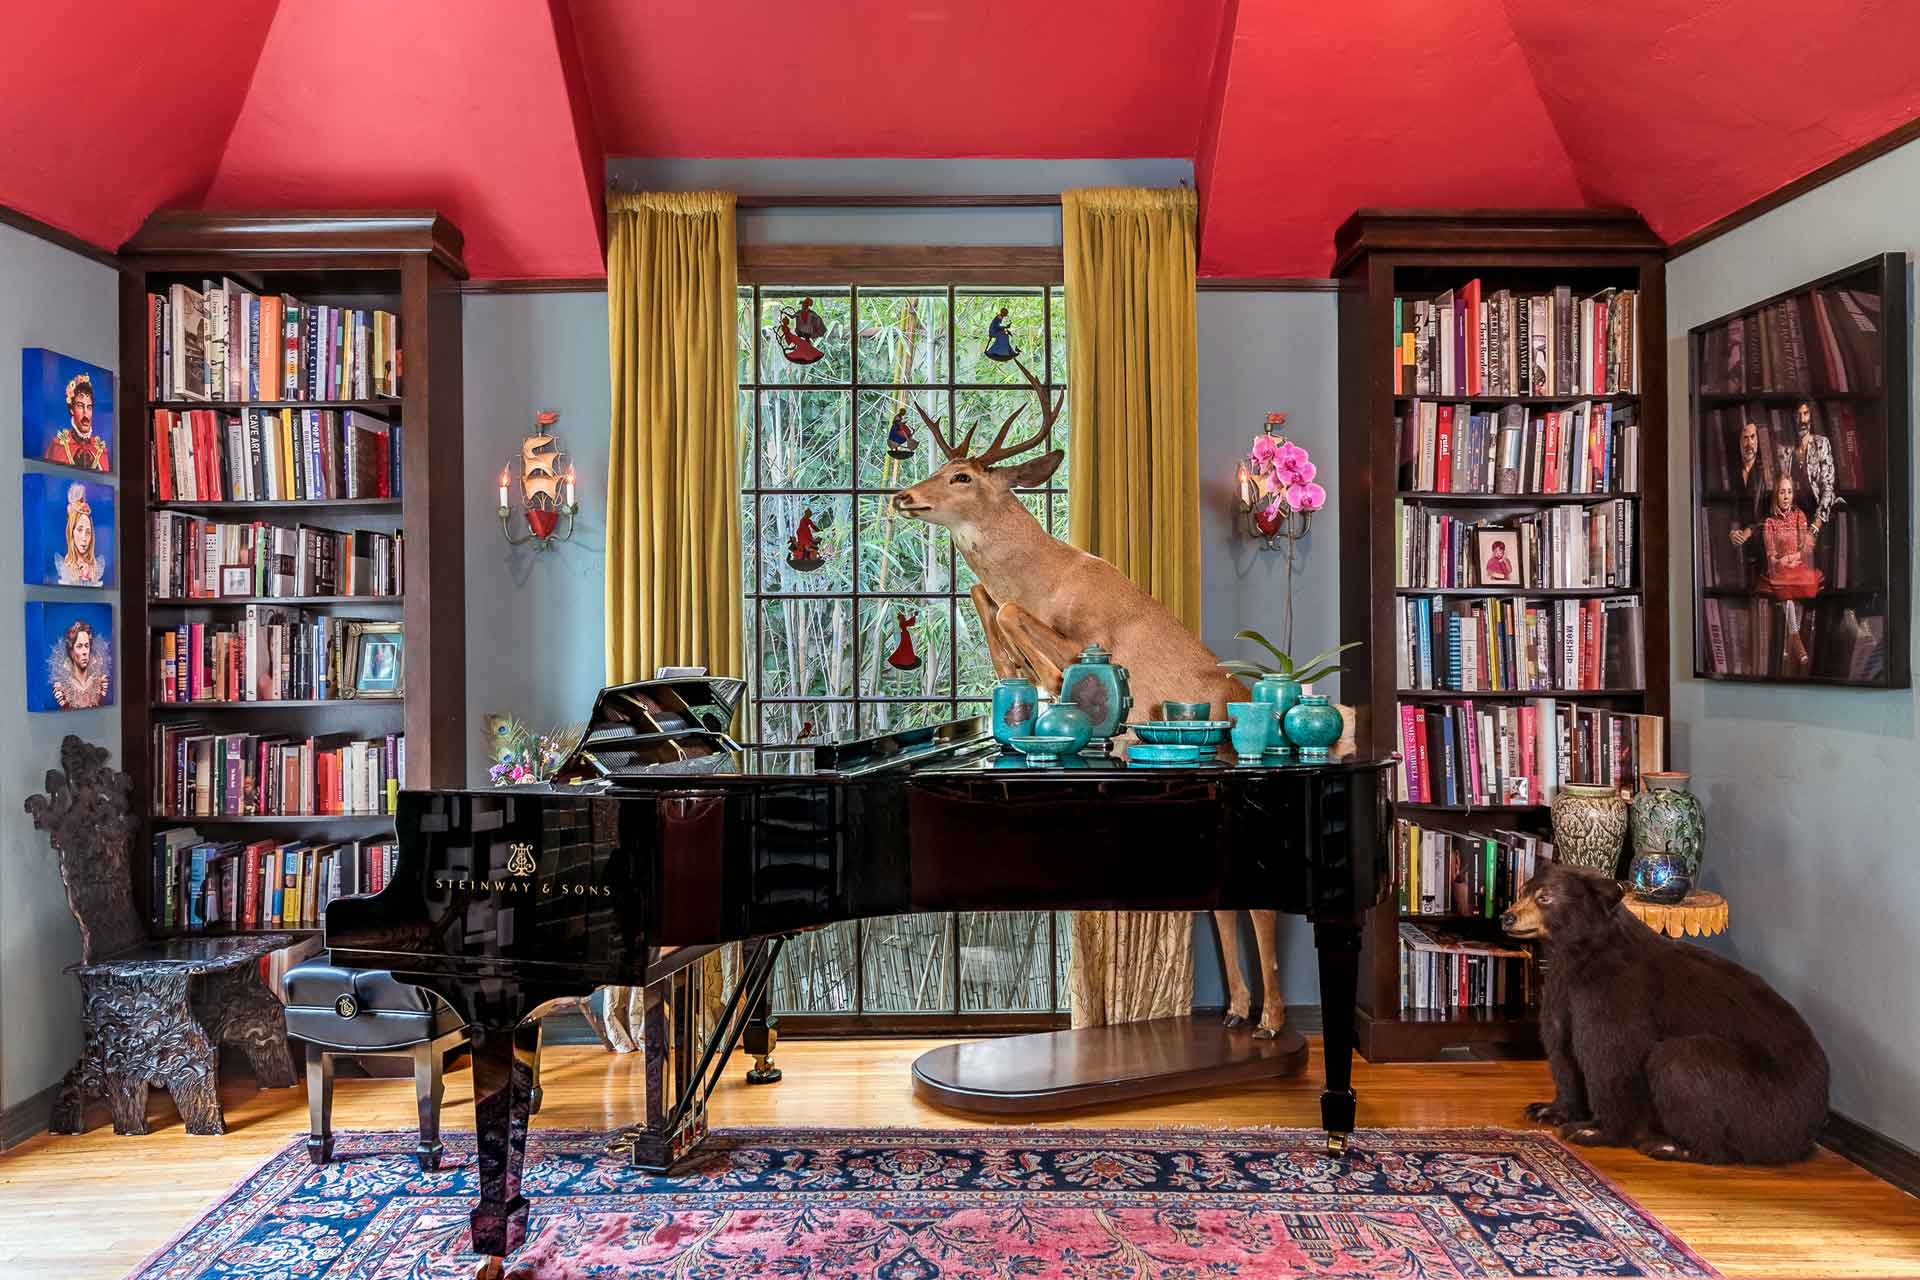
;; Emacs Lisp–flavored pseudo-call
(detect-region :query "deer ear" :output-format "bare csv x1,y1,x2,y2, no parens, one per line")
994,449,1064,489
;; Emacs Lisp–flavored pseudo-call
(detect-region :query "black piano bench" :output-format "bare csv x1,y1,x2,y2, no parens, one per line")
285,962,542,1171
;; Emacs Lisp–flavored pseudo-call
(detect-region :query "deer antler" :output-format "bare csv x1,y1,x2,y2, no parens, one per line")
913,400,977,461
975,357,1061,466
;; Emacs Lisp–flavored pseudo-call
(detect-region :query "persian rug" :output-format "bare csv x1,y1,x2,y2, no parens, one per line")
129,1126,1716,1278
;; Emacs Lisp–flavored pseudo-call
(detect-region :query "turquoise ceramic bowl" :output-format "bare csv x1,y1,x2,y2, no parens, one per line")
1162,700,1213,722
1132,720,1229,746
1128,742,1208,765
1008,734,1081,764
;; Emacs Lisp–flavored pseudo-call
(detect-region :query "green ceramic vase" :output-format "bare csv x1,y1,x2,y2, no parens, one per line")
1253,674,1301,762
1630,771,1705,896
1551,783,1629,875
1282,693,1342,763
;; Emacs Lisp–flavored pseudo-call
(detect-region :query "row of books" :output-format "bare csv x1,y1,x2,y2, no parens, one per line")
1701,597,1885,683
152,514,402,599
1395,818,1553,918
1398,923,1532,1014
1394,283,1640,398
152,725,404,817
1697,287,1883,396
148,282,400,403
1699,402,1872,496
1697,504,1882,595
1397,595,1646,693
152,828,398,931
151,407,400,503
155,612,395,704
1397,400,1640,495
1395,698,1666,807
1397,500,1635,591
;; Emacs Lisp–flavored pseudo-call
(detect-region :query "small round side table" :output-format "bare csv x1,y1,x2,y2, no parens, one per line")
1624,889,1728,938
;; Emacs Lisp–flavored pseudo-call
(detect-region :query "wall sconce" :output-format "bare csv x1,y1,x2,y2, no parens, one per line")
1235,411,1324,550
498,408,578,549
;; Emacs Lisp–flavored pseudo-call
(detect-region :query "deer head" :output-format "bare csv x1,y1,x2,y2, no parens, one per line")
891,358,1064,532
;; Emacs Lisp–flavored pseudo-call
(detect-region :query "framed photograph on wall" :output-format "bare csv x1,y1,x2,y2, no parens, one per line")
21,473,115,588
23,600,114,711
1688,252,1910,687
343,621,405,699
21,348,114,474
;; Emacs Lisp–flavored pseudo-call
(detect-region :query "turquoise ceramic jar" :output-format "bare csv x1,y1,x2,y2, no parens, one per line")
1059,645,1133,744
1034,697,1093,756
1252,674,1300,763
1227,701,1272,765
1282,693,1342,763
991,678,1039,749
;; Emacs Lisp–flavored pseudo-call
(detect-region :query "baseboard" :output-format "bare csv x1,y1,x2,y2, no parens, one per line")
1822,1111,1920,1197
0,1081,61,1152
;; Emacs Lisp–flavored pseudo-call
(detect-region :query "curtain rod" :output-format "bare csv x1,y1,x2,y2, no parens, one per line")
736,194,1062,209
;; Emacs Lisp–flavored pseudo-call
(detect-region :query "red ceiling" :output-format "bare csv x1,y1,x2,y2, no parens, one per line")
2,1,1917,280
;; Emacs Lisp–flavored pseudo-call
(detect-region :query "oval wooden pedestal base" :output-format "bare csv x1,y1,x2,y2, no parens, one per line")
911,1015,1309,1116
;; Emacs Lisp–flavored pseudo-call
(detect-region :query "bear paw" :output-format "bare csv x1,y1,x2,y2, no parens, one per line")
1638,1138,1702,1162
1525,1101,1584,1125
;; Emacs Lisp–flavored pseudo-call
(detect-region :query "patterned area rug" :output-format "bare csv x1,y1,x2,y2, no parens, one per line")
131,1127,1715,1278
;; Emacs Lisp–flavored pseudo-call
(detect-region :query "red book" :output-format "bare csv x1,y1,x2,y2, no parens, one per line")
1519,703,1538,803
242,842,263,927
152,411,174,501
1398,705,1420,803
1541,411,1561,492
1592,298,1608,392
1412,710,1431,804
1463,279,1483,395
1434,404,1455,493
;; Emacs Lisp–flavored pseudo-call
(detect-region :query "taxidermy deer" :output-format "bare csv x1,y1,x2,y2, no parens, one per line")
890,357,1289,1034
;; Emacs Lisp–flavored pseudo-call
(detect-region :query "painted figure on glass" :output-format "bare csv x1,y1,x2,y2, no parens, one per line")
983,306,1020,362
885,406,919,458
785,506,831,572
887,610,923,671
777,298,827,365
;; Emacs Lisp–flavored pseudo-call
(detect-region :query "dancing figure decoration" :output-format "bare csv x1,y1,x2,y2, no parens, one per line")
983,306,1020,362
887,610,923,671
885,406,919,459
777,297,828,365
785,505,831,572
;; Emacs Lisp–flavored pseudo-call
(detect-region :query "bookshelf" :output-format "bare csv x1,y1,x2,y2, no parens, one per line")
1334,210,1670,1062
117,211,469,936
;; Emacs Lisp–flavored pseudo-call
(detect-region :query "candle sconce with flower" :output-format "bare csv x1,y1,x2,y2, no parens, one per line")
1235,412,1327,655
499,408,579,549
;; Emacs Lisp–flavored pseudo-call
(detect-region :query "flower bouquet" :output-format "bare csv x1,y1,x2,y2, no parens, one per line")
483,713,585,786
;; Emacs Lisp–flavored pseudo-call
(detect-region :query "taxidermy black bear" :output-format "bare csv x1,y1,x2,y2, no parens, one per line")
1502,862,1829,1163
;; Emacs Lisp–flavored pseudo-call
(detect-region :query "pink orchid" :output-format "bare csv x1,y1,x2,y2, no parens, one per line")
1273,441,1313,485
1288,481,1327,512
1248,434,1281,473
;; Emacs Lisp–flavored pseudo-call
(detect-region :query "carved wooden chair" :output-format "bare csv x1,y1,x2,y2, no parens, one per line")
24,736,300,1135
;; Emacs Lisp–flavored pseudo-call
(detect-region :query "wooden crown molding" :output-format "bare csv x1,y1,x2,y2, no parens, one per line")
121,210,468,278
1334,208,1663,275
0,203,118,270
462,276,607,294
1197,277,1338,293
738,243,1063,285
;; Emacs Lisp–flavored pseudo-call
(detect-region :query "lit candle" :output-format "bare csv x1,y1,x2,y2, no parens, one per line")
498,467,510,511
565,467,576,509
1236,462,1254,508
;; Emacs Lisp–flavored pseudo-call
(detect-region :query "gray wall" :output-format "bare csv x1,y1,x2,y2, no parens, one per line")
1665,135,1920,1147
0,224,120,1109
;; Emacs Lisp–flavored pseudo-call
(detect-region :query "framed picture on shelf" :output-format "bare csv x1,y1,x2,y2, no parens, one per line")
1474,527,1517,586
220,565,253,597
21,348,114,474
23,600,114,712
21,473,115,588
1688,252,1910,687
344,622,405,698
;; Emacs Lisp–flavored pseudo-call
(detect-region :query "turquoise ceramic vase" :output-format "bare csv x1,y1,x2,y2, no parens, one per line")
990,678,1039,749
1059,645,1133,744
1034,698,1093,756
1252,674,1300,763
1282,694,1342,763
1227,701,1272,765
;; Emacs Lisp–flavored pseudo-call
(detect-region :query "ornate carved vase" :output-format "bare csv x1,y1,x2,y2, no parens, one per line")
1033,698,1093,756
1282,694,1342,763
990,678,1039,749
1059,644,1133,745
1551,783,1630,876
1630,771,1705,902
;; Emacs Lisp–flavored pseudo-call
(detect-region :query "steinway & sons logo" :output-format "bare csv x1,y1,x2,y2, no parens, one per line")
432,840,612,897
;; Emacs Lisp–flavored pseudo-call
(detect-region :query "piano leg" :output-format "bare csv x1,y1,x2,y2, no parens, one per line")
1312,916,1363,1157
468,1019,541,1278
742,976,781,1084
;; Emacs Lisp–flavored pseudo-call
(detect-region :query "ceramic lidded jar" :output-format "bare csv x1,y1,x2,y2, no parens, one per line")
1629,771,1705,901
1282,693,1342,763
1551,783,1629,876
1033,697,1093,756
990,677,1039,749
1059,644,1133,743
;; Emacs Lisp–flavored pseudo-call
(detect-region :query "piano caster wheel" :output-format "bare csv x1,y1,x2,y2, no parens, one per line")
475,1257,505,1280
745,1054,783,1085
1326,1131,1350,1158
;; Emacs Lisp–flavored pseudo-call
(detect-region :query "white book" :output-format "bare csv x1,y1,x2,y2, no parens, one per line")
169,283,210,402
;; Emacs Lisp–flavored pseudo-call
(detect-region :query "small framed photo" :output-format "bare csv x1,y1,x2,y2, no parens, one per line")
220,565,254,597
1475,527,1517,586
344,622,405,699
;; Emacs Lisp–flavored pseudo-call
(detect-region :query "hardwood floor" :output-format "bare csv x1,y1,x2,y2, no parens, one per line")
1,1037,1915,1278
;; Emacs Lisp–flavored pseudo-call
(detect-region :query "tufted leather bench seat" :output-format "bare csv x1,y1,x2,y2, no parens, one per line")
286,960,542,1170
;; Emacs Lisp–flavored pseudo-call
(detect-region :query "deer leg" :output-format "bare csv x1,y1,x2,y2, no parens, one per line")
1214,910,1252,1027
1250,910,1287,1037
970,585,1029,680
995,603,1083,695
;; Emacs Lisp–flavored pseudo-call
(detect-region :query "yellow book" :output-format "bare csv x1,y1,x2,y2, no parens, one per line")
1408,824,1420,914
278,409,296,500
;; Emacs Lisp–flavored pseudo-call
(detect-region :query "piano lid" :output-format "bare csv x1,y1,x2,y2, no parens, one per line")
550,676,748,783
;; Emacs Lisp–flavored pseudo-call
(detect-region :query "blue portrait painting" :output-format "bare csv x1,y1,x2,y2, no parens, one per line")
22,348,114,474
24,600,114,712
22,473,115,588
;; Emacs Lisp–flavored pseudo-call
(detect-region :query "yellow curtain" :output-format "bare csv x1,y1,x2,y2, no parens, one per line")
605,190,741,684
1061,186,1200,1027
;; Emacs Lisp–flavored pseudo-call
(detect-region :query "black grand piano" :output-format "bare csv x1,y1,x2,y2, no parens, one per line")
325,677,1392,1277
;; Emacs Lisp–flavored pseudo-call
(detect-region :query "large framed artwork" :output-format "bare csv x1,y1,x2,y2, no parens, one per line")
23,600,114,711
22,473,115,588
21,348,114,474
1689,253,1910,687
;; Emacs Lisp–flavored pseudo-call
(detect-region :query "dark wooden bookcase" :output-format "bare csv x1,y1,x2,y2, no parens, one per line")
1334,210,1670,1061
117,211,469,935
